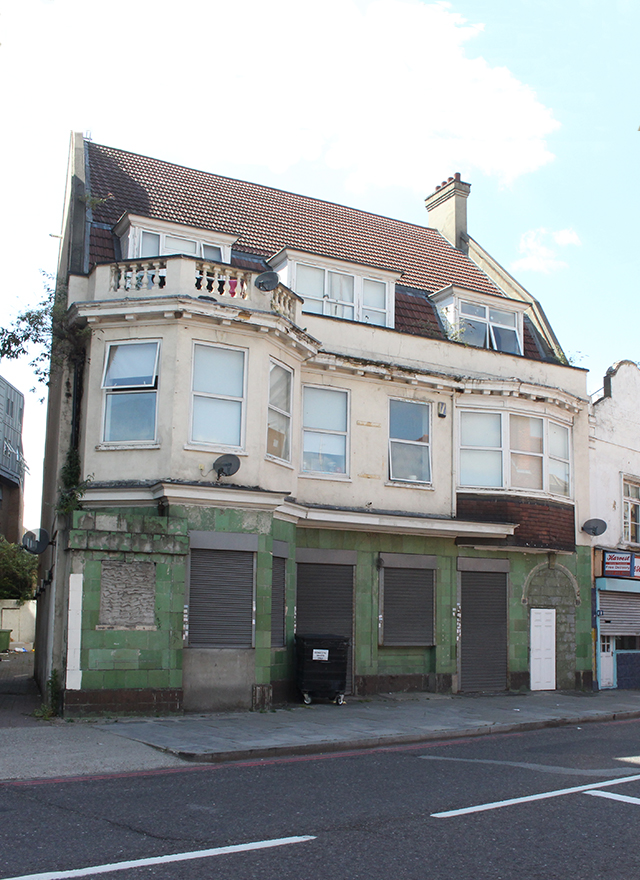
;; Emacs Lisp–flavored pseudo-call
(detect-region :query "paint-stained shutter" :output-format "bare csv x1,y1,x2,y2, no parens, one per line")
271,555,286,648
189,549,254,647
383,568,434,645
296,563,354,692
599,592,640,635
460,571,507,691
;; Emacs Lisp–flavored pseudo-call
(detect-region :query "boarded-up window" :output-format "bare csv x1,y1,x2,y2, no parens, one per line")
188,549,254,647
382,567,435,646
98,561,156,629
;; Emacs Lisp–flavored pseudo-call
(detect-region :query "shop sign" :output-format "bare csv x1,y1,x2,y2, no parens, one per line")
603,550,640,578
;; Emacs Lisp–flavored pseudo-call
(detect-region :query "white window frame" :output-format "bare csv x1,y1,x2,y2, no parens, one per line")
623,479,640,544
266,359,293,464
388,398,432,485
301,384,350,478
137,228,225,262
458,410,572,498
190,342,247,451
100,340,161,445
433,287,527,356
294,262,391,327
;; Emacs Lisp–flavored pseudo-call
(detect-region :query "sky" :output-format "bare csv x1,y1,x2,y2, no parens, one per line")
0,0,638,529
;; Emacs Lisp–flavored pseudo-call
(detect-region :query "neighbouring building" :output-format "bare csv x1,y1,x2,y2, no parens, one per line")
36,133,594,714
0,375,25,544
590,362,640,688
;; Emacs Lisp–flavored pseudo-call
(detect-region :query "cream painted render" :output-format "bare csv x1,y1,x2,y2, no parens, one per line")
590,362,640,548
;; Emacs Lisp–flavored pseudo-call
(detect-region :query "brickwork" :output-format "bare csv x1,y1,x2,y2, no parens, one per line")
457,494,576,551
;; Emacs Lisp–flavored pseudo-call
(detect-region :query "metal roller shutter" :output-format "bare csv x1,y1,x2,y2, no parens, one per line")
599,591,640,635
383,568,434,645
460,571,508,692
296,563,354,693
271,555,286,648
189,549,254,647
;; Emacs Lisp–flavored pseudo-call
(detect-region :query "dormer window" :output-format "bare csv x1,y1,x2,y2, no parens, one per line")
459,301,521,355
139,230,223,262
114,214,236,265
431,285,527,356
267,249,396,328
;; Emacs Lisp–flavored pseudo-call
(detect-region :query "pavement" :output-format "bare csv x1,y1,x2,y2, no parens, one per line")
3,651,640,783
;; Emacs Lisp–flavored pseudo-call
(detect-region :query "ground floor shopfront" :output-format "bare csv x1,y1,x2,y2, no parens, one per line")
596,571,640,689
42,500,593,715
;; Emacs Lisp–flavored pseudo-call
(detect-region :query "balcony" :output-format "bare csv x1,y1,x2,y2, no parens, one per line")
67,256,301,323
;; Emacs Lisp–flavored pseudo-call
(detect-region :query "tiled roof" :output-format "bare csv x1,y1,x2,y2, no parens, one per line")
86,141,501,298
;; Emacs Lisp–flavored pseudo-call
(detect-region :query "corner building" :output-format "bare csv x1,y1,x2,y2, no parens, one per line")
36,135,593,713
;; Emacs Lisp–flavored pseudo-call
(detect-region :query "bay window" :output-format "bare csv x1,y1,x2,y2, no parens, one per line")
302,386,348,475
389,399,431,483
623,481,640,544
102,341,159,443
267,361,292,462
460,411,571,496
192,343,246,447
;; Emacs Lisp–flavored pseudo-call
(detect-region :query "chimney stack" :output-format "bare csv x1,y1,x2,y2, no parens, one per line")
424,172,471,254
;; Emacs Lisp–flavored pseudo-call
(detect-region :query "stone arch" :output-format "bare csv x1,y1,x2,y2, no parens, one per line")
522,560,580,607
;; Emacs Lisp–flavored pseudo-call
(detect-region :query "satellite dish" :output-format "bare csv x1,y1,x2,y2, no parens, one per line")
582,519,607,537
213,454,241,480
22,528,50,555
254,271,279,292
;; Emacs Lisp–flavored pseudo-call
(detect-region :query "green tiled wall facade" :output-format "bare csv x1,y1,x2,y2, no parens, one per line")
68,506,593,703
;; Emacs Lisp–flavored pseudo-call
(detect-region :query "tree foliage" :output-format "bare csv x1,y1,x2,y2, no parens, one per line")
0,277,54,386
0,538,38,602
0,275,89,390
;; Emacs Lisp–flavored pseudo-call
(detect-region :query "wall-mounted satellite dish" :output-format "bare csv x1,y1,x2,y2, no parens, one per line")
582,519,607,536
22,528,51,555
254,271,279,292
213,454,241,480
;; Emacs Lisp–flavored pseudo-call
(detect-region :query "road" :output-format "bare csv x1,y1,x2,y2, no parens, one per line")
2,719,640,879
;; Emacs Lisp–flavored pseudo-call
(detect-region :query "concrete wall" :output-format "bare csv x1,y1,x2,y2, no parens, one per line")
0,599,36,646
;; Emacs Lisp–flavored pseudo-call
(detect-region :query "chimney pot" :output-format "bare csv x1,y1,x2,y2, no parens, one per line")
454,172,461,181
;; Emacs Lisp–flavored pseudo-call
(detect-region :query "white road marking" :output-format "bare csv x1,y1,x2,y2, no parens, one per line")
0,836,316,880
431,772,640,818
585,791,640,806
420,755,632,777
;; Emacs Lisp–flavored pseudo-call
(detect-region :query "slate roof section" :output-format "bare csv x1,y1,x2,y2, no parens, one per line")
86,141,502,298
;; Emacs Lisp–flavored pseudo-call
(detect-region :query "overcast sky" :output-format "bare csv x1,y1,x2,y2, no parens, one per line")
0,0,638,528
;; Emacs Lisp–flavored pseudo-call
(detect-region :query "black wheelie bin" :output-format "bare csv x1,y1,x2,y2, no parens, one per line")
295,633,350,704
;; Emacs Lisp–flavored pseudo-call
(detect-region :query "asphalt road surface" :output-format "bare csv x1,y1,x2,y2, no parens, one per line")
2,719,640,879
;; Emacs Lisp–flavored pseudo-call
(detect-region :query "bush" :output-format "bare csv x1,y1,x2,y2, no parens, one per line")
0,537,38,602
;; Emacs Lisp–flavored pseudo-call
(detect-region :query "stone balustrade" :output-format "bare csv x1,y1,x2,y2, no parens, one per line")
70,255,300,324
110,256,249,300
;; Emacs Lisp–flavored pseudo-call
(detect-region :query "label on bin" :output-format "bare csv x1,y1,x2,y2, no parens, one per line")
312,649,329,661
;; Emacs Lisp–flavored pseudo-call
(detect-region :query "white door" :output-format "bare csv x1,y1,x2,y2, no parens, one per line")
600,635,615,688
530,608,556,690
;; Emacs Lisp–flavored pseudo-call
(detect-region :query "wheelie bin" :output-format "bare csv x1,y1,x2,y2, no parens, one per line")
295,633,349,704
